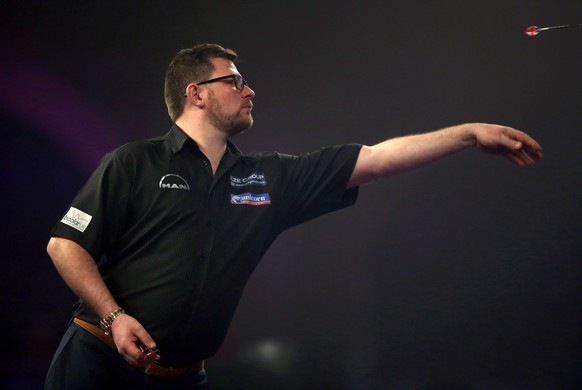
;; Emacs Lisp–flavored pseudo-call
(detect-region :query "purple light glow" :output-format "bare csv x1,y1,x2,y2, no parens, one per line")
0,62,120,174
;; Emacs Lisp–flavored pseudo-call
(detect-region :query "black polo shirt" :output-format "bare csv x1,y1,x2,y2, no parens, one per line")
51,124,362,365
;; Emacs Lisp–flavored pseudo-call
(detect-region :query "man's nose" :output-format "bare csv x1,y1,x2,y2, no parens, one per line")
243,84,255,98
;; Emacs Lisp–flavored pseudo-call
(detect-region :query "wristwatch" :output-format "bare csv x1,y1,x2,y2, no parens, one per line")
99,307,125,335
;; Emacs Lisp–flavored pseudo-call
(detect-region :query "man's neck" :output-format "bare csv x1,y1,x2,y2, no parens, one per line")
175,119,228,174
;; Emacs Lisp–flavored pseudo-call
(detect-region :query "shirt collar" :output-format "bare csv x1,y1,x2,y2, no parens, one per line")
164,124,244,161
164,124,193,154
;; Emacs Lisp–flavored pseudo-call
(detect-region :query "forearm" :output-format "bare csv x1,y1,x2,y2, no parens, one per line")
47,236,119,319
370,124,474,174
350,124,475,186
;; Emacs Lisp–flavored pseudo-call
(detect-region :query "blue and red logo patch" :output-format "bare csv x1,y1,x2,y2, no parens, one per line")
230,193,271,206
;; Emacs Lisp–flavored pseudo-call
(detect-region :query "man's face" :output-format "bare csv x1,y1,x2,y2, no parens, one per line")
203,57,255,137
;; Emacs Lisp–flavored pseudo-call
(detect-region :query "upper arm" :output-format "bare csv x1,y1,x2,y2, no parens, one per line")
347,145,376,188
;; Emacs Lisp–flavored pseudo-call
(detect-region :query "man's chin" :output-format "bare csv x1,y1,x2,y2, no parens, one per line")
227,119,253,137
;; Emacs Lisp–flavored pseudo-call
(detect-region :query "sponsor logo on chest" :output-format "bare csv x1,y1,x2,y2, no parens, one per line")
159,174,190,190
230,172,267,187
230,193,271,206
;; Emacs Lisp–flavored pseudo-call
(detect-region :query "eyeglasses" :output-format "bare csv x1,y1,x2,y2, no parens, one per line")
197,74,250,93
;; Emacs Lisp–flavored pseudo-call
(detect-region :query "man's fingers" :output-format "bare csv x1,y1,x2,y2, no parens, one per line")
118,339,160,368
134,338,160,363
519,148,536,165
498,128,543,165
112,316,160,368
124,353,140,367
507,129,543,159
525,142,543,160
505,152,524,166
118,341,145,366
505,147,537,166
133,328,157,351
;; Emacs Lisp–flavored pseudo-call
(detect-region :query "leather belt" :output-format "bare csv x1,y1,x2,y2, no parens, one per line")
144,361,204,377
73,317,116,350
73,317,204,378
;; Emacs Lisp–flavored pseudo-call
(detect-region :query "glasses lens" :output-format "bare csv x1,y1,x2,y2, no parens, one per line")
233,75,243,91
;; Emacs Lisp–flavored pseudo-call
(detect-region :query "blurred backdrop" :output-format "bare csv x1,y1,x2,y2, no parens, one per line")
2,1,581,388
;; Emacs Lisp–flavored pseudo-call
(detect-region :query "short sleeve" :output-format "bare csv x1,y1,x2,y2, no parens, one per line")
50,151,131,260
275,144,362,229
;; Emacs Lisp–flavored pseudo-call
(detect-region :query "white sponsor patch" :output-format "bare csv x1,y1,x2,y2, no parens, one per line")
60,207,93,232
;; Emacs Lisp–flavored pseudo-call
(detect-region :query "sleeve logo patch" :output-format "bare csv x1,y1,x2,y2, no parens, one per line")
230,193,271,206
60,207,93,232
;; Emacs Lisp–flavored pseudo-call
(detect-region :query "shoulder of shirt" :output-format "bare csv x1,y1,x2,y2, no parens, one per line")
241,144,362,160
240,150,289,163
103,136,166,160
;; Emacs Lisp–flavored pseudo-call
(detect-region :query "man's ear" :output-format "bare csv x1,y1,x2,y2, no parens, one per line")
185,83,205,107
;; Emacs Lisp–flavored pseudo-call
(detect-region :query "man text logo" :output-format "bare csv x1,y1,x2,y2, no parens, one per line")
159,174,190,190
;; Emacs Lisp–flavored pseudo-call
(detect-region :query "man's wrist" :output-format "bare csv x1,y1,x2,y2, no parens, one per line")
99,307,125,335
449,123,478,148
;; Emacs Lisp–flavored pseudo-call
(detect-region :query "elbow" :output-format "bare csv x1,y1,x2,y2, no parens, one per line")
47,236,58,259
47,237,91,263
47,236,67,261
355,145,388,182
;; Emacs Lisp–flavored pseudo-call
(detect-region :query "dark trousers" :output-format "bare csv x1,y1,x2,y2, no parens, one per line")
45,322,208,390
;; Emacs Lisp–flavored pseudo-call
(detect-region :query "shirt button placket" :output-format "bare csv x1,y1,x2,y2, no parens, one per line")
200,220,214,259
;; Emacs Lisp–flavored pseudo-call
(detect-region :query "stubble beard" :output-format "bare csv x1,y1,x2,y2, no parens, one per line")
208,98,253,138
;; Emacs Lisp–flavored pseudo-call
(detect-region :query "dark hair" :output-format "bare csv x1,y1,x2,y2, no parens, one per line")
164,43,238,122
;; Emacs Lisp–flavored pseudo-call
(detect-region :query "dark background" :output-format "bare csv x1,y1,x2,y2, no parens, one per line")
2,1,581,388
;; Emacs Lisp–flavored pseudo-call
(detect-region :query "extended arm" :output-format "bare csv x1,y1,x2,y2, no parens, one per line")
348,123,543,188
47,236,159,367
